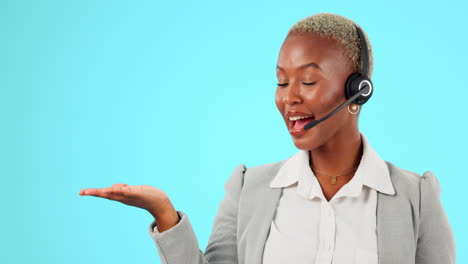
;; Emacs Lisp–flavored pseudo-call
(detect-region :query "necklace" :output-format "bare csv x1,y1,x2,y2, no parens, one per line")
310,165,358,185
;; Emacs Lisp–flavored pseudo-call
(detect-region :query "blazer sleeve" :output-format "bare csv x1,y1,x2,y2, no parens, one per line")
148,163,247,264
416,171,456,264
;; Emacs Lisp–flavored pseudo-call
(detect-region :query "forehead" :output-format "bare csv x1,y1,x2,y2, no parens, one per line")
277,32,350,74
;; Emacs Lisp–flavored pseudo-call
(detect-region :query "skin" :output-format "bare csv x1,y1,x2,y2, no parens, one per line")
79,30,365,232
79,184,180,232
275,31,363,201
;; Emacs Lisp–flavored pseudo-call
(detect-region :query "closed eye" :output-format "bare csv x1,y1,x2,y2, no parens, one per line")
277,82,317,87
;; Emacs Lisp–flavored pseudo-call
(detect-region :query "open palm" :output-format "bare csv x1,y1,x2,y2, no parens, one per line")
79,183,173,218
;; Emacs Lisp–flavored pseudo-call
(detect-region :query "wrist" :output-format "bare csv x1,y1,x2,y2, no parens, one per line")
148,198,175,219
150,202,180,232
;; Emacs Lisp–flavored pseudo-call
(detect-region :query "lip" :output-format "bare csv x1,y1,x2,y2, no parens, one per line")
285,110,314,118
289,126,308,136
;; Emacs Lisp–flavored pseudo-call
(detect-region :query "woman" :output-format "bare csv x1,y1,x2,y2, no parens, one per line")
79,13,455,264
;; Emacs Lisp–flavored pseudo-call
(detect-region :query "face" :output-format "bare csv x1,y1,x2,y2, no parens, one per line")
275,31,356,150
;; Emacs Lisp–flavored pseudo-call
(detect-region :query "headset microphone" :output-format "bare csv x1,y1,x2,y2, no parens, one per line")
304,84,370,130
303,24,373,131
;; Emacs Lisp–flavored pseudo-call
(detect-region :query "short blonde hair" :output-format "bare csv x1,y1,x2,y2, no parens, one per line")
287,13,374,78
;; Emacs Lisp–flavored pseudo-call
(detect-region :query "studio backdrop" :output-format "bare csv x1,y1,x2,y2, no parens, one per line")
1,0,466,263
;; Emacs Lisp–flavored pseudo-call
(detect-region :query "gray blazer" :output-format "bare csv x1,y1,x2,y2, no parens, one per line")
149,160,456,264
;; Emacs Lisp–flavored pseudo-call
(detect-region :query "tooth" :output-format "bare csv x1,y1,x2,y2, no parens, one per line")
289,116,313,121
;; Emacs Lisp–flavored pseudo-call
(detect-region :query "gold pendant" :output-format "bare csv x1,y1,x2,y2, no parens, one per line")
330,176,337,185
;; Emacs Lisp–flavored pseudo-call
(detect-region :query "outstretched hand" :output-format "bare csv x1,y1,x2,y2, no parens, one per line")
79,184,175,221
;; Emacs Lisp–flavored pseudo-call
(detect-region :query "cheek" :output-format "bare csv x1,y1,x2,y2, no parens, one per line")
274,89,283,110
307,80,345,112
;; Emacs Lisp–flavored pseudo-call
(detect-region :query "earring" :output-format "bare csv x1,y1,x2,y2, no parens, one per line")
348,104,360,114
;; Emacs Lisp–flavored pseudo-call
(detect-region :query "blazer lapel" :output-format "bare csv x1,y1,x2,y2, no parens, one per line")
377,191,389,264
255,187,282,263
238,162,284,264
377,191,405,264
376,178,415,264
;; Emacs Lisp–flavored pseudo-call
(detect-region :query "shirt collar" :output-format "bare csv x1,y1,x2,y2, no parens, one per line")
269,133,396,199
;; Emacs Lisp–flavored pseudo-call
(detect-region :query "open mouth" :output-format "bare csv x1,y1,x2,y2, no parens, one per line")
289,116,315,131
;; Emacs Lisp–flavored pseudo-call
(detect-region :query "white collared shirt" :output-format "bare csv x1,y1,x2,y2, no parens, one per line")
262,133,395,264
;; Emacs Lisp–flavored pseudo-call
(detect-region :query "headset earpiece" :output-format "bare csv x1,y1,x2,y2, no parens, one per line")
344,24,373,106
345,73,373,105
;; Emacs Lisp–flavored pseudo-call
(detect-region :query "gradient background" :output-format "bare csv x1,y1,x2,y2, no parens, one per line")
1,0,466,263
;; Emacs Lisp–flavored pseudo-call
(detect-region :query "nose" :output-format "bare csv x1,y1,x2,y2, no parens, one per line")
283,83,302,105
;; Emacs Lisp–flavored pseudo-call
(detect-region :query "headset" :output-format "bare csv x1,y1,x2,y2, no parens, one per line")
304,24,373,130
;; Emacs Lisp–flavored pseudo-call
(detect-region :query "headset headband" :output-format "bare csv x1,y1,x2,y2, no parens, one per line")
354,25,369,77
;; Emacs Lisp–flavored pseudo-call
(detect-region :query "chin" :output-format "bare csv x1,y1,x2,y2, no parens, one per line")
291,133,321,151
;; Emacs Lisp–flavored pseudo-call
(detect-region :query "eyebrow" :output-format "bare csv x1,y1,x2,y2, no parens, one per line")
276,62,322,71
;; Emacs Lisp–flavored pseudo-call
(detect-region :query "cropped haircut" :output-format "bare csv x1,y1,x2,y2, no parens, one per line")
287,13,374,78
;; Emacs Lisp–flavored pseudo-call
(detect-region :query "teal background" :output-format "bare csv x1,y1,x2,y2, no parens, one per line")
1,0,466,263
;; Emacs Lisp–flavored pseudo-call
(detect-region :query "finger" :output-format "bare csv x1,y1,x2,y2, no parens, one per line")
111,183,128,188
80,183,128,195
97,192,127,202
81,189,127,201
80,188,105,196
97,193,127,202
102,186,135,197
80,186,135,201
80,186,124,196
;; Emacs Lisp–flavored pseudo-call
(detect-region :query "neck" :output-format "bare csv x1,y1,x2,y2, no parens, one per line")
309,129,363,175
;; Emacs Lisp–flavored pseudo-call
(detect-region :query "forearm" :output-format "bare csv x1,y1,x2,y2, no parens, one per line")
149,211,208,264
